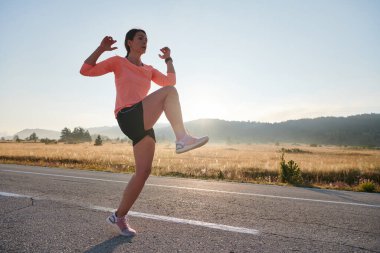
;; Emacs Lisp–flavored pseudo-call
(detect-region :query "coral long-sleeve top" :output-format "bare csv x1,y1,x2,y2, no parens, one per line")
80,55,176,118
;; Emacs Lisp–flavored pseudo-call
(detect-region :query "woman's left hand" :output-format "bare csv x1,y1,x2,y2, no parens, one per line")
158,47,171,60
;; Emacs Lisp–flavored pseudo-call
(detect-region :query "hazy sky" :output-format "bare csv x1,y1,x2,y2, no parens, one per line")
1,0,379,136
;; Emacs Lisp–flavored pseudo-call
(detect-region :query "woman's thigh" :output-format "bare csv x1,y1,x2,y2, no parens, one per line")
133,135,155,177
142,86,176,130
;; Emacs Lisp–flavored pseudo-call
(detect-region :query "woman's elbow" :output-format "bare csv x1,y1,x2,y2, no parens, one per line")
80,63,94,76
79,66,89,76
80,68,94,77
160,79,176,86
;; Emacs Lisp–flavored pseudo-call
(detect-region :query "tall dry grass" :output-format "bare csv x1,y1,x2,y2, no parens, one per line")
0,142,379,190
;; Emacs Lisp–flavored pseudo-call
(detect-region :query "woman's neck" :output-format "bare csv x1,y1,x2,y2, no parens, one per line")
127,53,143,66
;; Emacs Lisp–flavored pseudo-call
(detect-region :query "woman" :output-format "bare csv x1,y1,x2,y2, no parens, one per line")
80,29,208,237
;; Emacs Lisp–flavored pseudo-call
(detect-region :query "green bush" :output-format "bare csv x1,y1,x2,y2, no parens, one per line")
359,181,376,192
279,153,303,185
40,138,58,144
280,148,312,154
217,170,225,180
94,135,103,146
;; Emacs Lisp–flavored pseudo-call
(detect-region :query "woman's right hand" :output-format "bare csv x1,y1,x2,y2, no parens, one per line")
99,36,118,51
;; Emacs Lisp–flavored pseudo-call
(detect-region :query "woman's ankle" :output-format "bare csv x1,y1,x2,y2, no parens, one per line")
115,210,125,219
175,132,187,141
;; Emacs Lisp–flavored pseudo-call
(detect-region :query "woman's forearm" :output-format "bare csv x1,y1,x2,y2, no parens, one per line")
166,60,175,74
84,46,106,66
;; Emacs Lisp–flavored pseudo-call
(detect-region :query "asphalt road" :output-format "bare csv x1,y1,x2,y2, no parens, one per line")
1,163,379,253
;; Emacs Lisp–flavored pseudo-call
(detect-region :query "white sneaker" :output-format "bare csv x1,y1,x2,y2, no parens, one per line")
175,135,209,154
106,212,136,237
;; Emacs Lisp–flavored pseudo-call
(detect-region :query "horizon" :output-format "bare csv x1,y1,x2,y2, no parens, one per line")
1,1,379,136
1,112,378,137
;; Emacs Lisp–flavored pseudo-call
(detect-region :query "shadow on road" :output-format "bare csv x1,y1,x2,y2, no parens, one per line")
84,235,133,253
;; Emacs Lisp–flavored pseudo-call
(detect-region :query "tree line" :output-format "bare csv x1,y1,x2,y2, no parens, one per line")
11,127,93,144
60,127,92,143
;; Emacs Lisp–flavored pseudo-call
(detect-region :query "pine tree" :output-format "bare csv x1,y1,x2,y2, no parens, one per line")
72,127,84,142
60,127,71,142
94,135,102,146
13,135,21,142
85,130,92,142
28,132,38,142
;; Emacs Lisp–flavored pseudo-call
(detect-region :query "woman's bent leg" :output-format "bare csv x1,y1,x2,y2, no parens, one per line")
115,136,155,217
142,86,209,154
142,86,186,141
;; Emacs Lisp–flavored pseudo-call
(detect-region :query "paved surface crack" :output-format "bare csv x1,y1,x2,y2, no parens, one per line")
3,198,34,216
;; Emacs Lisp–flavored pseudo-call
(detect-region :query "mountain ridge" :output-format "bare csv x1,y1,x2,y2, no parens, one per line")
4,113,380,146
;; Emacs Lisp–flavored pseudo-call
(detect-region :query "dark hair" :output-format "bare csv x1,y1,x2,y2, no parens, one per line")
125,29,146,57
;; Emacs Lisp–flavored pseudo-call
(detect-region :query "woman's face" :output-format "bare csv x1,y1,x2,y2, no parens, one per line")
128,31,148,55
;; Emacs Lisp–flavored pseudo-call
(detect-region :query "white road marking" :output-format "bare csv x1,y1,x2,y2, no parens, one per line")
1,169,380,208
90,205,259,235
0,191,32,198
0,191,259,235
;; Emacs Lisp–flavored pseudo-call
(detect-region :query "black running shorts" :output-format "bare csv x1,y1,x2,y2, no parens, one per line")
116,101,156,146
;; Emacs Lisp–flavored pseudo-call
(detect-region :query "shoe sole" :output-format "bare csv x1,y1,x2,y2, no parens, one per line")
176,137,209,154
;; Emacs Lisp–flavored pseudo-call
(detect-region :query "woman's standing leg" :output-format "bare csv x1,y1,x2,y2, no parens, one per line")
114,86,208,218
115,136,155,217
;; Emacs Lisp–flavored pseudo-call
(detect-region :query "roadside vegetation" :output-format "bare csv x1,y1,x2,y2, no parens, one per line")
0,141,379,192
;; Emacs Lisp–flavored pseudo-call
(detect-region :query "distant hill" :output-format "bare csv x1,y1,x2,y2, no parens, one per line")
15,129,61,140
156,114,380,147
86,126,124,140
11,123,170,141
8,114,380,146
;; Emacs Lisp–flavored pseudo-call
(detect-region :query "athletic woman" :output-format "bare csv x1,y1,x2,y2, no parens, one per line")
80,29,208,236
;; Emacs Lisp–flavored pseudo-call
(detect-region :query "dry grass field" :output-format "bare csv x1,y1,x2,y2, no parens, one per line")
1,142,379,192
